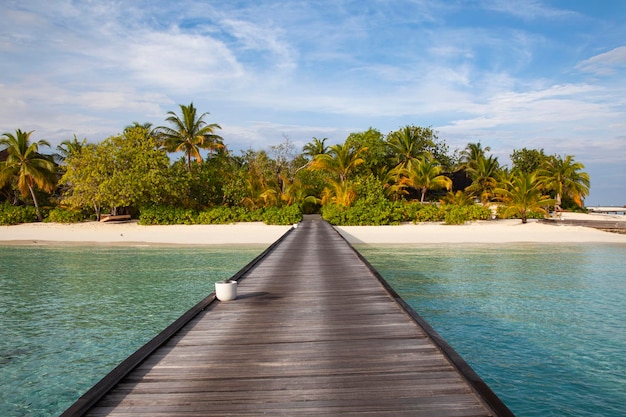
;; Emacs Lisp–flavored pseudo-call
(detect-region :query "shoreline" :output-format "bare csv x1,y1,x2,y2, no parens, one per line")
1,213,626,245
0,221,293,246
336,220,626,244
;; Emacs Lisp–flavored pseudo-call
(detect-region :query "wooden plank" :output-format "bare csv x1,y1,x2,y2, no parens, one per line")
63,216,514,417
540,218,626,230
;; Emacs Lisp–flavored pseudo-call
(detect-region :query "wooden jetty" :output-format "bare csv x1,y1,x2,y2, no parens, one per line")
62,216,514,417
587,206,626,215
540,218,626,233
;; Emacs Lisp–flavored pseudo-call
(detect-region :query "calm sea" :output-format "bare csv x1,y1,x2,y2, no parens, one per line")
0,245,263,417
358,243,626,417
1,243,624,416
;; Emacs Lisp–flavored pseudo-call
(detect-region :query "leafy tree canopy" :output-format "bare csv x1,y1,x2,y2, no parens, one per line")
510,147,547,174
60,127,173,218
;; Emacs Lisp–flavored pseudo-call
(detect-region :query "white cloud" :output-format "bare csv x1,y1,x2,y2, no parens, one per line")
222,122,350,150
576,46,626,76
124,29,245,92
481,0,579,20
2,0,626,204
220,18,296,72
437,82,626,165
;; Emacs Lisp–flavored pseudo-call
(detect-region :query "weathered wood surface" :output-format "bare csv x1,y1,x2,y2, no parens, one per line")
540,218,626,231
80,216,511,416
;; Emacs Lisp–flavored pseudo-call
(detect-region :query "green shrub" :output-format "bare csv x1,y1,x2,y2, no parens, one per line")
44,208,85,223
350,199,398,225
320,204,348,225
321,201,406,226
139,206,197,225
192,205,302,225
414,204,444,222
397,201,423,222
496,205,545,220
443,206,468,225
244,208,266,222
467,205,491,221
321,201,491,226
0,203,38,225
262,205,303,225
526,210,547,219
443,205,491,225
197,206,240,224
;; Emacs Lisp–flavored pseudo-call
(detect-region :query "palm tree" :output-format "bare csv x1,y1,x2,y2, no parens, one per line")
55,135,88,164
0,129,56,220
387,125,434,170
399,157,452,203
495,172,555,223
156,103,223,171
309,143,366,183
302,137,329,158
440,190,475,206
125,121,154,134
124,122,157,144
538,155,590,210
378,165,407,201
320,179,357,207
465,155,501,205
458,142,491,171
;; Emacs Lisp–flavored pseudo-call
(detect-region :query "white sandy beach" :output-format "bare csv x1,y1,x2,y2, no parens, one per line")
337,219,626,244
0,221,293,245
1,213,625,245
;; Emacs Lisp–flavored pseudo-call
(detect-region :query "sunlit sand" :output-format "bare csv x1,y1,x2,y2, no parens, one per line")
1,213,625,245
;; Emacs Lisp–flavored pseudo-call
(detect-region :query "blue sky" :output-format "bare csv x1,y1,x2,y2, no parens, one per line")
1,0,625,205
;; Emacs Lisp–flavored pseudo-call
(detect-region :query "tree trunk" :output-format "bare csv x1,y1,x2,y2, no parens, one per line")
28,184,42,221
94,202,101,221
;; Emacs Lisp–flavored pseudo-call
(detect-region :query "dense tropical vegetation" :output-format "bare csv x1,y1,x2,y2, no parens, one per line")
0,104,591,225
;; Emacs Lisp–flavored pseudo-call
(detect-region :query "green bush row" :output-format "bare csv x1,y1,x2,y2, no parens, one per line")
0,201,494,226
44,208,86,223
495,206,547,220
442,205,491,224
321,201,408,225
138,205,303,226
0,203,37,225
321,202,491,225
139,206,197,225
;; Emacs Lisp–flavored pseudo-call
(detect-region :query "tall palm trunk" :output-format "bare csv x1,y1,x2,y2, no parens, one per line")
28,182,42,221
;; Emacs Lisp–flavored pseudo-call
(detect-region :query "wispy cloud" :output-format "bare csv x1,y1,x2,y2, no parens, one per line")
1,0,625,203
124,29,245,92
576,46,626,76
480,0,579,20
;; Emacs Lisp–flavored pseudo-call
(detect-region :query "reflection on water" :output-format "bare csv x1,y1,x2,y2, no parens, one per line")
358,243,626,417
0,245,262,417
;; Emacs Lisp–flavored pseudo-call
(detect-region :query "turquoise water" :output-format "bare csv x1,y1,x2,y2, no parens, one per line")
0,245,263,417
2,243,625,416
358,243,626,417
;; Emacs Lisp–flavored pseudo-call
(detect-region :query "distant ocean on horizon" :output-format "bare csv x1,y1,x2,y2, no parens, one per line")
1,242,624,416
